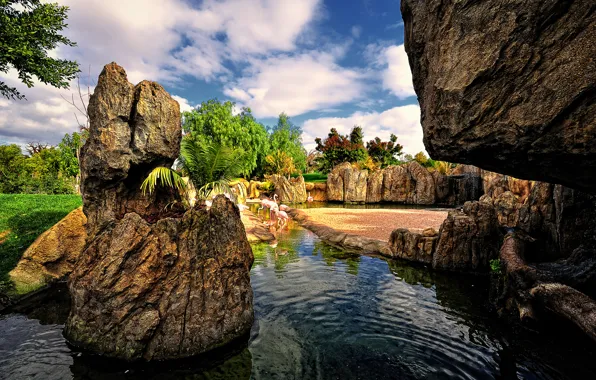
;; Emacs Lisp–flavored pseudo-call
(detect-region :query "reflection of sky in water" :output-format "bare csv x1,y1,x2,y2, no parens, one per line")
1,226,595,379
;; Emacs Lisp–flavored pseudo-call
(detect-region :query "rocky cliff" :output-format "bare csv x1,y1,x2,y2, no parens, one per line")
401,0,595,192
65,63,254,360
402,0,596,340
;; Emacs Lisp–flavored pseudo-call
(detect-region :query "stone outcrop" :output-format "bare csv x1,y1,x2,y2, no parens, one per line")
270,175,307,203
433,198,502,272
9,208,87,292
388,228,438,265
402,0,596,341
401,0,596,192
65,63,254,361
366,170,383,203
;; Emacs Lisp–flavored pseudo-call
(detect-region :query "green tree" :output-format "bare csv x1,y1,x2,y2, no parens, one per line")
264,150,296,178
142,138,246,202
314,126,368,173
182,100,268,177
268,113,307,173
366,134,403,168
1,0,80,100
0,144,29,193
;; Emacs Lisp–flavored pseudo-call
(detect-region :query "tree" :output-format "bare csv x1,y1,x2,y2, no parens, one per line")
182,100,268,177
268,113,307,173
314,126,368,173
414,151,430,167
264,150,296,178
0,144,29,193
25,142,49,155
142,138,246,201
1,0,79,100
366,134,403,168
58,130,87,192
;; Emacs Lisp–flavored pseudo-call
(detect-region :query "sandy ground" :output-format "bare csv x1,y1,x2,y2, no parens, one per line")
301,208,449,241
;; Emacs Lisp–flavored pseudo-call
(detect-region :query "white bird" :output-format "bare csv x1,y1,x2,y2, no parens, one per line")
307,192,314,202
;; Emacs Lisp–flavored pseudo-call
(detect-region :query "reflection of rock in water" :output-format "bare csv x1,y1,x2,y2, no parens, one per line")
69,337,252,380
6,283,71,325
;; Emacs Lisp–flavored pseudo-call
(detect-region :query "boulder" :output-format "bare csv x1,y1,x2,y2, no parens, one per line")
366,170,383,203
9,207,87,292
493,191,520,228
408,162,435,205
401,0,596,192
65,63,254,361
388,228,437,265
382,165,412,203
247,180,262,199
433,198,502,272
80,63,182,237
270,175,307,203
343,167,368,203
65,197,254,361
326,163,349,201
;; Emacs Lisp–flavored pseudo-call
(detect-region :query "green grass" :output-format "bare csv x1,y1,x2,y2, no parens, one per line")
0,194,82,292
298,172,328,183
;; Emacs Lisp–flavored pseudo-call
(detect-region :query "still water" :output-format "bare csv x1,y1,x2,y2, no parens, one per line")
1,223,595,379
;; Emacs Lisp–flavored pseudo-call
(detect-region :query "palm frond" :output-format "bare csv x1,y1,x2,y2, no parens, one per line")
140,166,186,195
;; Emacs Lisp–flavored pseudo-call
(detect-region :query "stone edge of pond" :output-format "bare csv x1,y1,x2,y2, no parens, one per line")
286,208,393,256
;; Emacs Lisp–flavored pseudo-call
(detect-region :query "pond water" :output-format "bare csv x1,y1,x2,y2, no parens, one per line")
1,222,595,379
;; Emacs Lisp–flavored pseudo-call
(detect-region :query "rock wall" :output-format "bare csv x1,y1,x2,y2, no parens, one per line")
401,0,596,192
305,182,327,202
65,63,254,361
270,174,307,203
326,162,480,206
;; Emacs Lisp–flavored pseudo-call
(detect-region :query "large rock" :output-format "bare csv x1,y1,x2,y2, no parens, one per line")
382,165,412,202
80,63,182,237
408,162,435,205
9,207,87,292
388,228,438,265
66,63,254,361
65,197,254,361
433,198,502,272
326,162,368,203
326,163,346,201
343,167,368,203
270,174,307,203
402,0,596,192
366,170,383,203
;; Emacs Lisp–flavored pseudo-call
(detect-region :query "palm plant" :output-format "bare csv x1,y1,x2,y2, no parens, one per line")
141,137,246,203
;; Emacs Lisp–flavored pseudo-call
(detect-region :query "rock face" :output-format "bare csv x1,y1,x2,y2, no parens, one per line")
433,198,502,272
401,0,596,192
388,228,438,265
9,207,87,292
366,170,383,203
80,63,182,237
65,63,254,361
270,174,307,203
305,182,327,201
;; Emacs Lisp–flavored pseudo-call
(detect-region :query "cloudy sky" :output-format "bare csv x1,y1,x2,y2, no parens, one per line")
0,0,423,154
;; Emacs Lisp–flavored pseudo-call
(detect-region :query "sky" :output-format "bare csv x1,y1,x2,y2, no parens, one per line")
0,0,424,155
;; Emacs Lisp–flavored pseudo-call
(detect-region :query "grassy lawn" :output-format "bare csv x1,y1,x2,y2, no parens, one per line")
0,194,82,291
299,172,328,183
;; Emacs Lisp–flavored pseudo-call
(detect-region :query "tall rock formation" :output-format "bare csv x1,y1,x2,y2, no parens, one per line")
402,0,596,340
65,63,254,361
401,0,596,192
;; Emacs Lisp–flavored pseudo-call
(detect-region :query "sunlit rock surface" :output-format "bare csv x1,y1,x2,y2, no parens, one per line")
65,63,254,361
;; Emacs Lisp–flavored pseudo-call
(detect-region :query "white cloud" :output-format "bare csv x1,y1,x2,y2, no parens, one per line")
382,45,416,99
301,104,425,155
172,95,195,113
1,0,321,145
224,50,367,118
351,25,362,38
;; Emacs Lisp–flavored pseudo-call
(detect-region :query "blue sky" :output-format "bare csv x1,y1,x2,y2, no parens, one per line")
0,0,424,154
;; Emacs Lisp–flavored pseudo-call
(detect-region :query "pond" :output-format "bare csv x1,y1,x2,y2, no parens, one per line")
1,223,595,379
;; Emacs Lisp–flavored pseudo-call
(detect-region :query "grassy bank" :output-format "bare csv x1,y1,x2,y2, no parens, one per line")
300,173,327,183
0,194,82,291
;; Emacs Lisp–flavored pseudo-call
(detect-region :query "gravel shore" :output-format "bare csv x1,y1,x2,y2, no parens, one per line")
301,208,449,241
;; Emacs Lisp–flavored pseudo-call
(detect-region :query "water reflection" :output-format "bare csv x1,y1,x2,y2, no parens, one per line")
1,226,595,379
